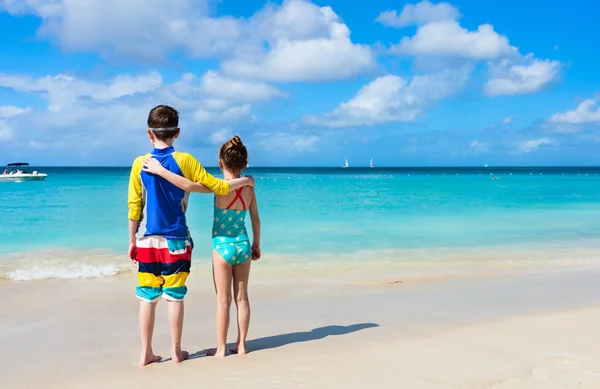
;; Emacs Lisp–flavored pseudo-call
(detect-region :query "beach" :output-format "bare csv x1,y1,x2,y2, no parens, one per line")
2,167,600,388
3,264,600,389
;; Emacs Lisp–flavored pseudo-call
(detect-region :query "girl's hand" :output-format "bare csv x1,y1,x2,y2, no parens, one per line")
251,243,261,261
245,175,256,188
143,158,165,175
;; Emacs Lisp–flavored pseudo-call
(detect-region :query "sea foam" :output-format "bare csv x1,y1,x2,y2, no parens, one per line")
6,262,121,281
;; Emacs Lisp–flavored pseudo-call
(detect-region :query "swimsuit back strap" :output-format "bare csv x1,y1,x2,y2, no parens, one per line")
225,187,246,210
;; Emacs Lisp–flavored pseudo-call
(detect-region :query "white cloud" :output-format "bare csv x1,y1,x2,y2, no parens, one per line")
2,0,374,83
376,1,460,28
548,99,600,125
380,3,561,97
257,132,320,153
1,0,241,60
209,128,233,145
0,72,162,111
0,105,30,118
0,69,285,155
305,68,469,127
293,134,320,151
0,70,284,118
152,70,282,124
501,116,513,125
194,105,252,123
518,138,554,153
466,140,490,154
221,0,375,82
0,121,14,141
201,71,287,102
485,56,561,96
390,20,517,60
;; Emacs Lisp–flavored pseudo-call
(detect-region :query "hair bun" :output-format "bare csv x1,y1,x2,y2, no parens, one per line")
230,136,243,148
227,135,244,152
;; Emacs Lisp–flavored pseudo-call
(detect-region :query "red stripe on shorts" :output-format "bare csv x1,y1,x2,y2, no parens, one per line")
136,246,192,264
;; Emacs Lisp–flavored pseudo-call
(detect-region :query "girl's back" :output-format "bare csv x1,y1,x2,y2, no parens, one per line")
214,186,255,212
212,186,255,265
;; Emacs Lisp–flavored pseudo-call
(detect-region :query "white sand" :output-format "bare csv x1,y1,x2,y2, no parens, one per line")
2,266,600,388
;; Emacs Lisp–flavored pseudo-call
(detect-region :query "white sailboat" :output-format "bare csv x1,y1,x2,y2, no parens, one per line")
370,158,375,168
342,158,349,169
484,163,489,168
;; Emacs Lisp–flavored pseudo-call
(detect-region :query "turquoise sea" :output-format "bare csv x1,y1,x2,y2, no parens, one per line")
1,167,600,280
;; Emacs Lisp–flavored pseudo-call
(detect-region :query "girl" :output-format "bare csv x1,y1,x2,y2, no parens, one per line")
143,136,261,356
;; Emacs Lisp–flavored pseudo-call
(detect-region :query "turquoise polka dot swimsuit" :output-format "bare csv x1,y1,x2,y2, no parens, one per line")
212,188,252,265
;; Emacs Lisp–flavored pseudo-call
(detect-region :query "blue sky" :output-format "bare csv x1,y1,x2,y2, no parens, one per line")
1,0,599,166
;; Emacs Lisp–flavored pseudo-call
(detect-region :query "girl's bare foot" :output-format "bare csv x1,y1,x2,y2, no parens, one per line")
230,342,247,355
206,347,227,357
171,350,189,364
140,353,162,367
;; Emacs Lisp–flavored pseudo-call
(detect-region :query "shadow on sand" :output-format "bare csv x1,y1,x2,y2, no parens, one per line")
186,323,379,359
245,323,379,353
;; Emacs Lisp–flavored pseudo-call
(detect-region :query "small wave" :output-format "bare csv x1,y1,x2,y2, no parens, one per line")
6,263,121,281
0,249,126,281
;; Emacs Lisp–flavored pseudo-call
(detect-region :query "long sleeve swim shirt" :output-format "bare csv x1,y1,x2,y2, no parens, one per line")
128,146,229,240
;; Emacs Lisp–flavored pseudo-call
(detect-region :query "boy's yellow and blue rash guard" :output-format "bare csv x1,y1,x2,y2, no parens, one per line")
128,146,230,240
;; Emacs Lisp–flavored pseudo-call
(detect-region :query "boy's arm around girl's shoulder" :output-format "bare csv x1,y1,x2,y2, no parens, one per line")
172,152,233,195
172,152,255,194
173,152,228,194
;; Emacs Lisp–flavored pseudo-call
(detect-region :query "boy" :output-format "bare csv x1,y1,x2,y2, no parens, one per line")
128,105,254,366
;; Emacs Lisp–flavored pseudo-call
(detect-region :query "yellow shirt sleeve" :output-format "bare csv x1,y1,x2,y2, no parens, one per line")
128,155,147,220
173,152,230,195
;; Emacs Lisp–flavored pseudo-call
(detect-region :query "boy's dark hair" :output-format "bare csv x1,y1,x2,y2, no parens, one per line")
147,105,179,141
219,135,248,172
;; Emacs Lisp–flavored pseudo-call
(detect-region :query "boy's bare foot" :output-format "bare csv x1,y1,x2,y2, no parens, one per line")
139,353,162,367
206,347,227,357
171,350,189,364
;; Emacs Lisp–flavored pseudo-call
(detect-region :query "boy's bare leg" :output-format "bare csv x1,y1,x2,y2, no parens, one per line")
231,260,251,355
139,301,161,367
207,251,233,357
168,300,189,363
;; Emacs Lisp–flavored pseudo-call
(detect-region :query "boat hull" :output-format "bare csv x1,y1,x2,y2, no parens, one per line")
0,174,47,182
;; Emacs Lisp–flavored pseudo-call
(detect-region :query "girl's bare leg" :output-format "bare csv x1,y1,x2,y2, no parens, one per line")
207,251,233,357
231,260,251,355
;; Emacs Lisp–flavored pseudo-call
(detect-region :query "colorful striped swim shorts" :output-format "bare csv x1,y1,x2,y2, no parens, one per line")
135,235,193,302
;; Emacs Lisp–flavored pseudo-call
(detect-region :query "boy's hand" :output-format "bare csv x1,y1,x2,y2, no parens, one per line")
245,175,255,188
128,243,138,264
251,243,261,261
142,157,165,175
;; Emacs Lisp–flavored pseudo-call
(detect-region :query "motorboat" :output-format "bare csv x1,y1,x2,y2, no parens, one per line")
0,163,47,182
